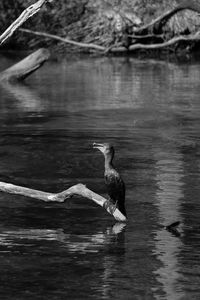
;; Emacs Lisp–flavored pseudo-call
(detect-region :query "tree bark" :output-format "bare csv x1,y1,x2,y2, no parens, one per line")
0,0,53,45
0,181,127,222
0,48,50,82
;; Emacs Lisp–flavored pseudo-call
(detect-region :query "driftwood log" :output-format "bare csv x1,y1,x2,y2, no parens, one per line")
0,181,127,222
0,48,50,82
0,0,53,45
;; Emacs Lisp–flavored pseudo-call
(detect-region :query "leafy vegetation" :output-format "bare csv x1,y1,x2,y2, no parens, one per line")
0,0,200,53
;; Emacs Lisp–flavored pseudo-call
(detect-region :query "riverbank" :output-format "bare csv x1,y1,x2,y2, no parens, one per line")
1,0,200,57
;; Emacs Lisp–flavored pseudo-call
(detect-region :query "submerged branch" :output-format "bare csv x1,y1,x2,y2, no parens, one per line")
0,181,127,222
0,48,50,82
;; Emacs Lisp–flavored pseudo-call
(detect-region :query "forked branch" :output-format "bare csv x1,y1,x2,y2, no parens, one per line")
0,181,127,222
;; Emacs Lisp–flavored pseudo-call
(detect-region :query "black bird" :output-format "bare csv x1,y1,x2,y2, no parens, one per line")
93,142,126,217
165,221,181,237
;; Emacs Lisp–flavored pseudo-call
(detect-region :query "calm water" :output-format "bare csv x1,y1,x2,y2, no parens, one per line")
0,54,200,299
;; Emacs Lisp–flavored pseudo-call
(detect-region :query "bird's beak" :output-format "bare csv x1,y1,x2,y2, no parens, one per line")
93,142,104,151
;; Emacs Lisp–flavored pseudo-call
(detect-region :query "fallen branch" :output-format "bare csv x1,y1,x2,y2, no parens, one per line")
0,181,127,222
0,48,50,82
18,28,200,55
108,32,200,53
16,29,200,55
129,32,200,51
0,0,53,45
19,28,106,51
134,0,200,35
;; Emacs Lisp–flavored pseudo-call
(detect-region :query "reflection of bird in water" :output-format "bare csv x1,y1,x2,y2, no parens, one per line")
93,143,126,217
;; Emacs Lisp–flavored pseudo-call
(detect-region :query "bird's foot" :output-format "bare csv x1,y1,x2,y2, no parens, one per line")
103,199,118,215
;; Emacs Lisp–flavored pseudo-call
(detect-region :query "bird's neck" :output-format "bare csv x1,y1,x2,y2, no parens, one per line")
104,153,114,170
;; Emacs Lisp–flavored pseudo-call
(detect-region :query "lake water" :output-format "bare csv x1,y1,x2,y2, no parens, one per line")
0,54,200,299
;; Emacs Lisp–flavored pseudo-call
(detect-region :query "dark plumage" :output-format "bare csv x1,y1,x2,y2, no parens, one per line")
165,221,180,231
93,142,126,217
165,221,181,237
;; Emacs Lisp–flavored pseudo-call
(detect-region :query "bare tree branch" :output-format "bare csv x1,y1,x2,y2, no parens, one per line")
0,0,53,45
106,32,200,53
19,28,200,54
0,181,127,222
128,32,200,51
19,28,106,51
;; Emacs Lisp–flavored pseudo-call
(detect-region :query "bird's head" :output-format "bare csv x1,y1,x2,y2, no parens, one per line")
93,142,115,158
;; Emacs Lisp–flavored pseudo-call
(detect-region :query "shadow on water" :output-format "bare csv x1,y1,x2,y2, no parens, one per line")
0,55,200,299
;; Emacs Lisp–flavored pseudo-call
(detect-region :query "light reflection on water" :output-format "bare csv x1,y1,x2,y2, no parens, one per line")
0,55,200,299
0,223,126,253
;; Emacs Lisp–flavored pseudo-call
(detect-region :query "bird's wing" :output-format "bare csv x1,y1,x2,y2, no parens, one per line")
105,173,125,202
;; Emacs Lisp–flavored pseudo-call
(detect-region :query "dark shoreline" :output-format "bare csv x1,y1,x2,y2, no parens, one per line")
1,47,200,65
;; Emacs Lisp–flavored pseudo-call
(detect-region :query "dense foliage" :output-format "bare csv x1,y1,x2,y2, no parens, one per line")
0,0,88,49
0,0,200,51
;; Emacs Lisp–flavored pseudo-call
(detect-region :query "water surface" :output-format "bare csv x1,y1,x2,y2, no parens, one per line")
0,55,200,299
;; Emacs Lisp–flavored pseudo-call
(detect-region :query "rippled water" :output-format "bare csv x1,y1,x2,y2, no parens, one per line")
0,54,200,299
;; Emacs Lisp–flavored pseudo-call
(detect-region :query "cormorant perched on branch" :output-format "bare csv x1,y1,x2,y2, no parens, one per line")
93,143,126,217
